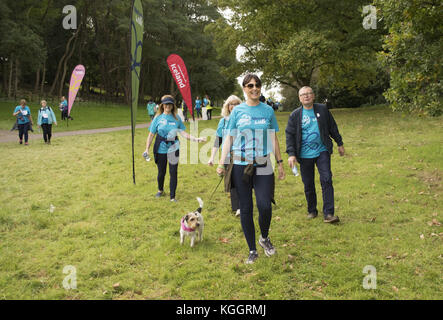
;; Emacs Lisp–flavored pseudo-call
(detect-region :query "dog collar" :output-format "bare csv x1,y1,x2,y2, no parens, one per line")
181,218,195,232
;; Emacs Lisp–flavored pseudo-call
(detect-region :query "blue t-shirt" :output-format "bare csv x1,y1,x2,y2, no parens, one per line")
61,100,68,111
14,106,31,124
216,117,231,159
226,102,279,165
147,103,156,115
195,99,202,109
149,113,186,154
300,107,327,158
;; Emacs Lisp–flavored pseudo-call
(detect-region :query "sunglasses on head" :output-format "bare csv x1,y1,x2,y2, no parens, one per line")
245,83,261,89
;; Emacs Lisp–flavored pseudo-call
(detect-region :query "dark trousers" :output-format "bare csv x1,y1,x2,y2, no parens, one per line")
18,123,30,142
196,108,202,118
156,153,178,199
299,151,334,216
225,164,240,211
207,109,212,120
41,123,52,143
232,164,274,251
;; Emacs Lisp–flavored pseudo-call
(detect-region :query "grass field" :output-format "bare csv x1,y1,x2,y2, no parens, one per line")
0,103,442,299
0,99,221,132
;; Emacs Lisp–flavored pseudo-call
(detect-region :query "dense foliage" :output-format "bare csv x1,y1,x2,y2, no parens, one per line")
0,0,440,114
375,0,442,116
0,0,237,104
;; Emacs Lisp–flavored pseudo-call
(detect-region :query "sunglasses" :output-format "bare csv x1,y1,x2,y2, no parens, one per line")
245,83,261,89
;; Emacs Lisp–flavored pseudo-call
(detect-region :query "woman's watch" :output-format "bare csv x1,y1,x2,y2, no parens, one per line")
276,159,283,164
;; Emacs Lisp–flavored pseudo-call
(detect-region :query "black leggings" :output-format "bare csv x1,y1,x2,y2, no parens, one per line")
207,109,212,120
196,108,202,118
156,153,178,199
232,164,274,251
41,124,52,142
18,123,30,143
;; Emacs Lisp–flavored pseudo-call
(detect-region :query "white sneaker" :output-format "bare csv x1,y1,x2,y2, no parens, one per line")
235,209,240,217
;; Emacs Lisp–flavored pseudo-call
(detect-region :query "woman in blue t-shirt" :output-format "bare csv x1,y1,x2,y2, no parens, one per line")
144,95,206,202
208,95,242,215
12,99,33,145
216,74,285,264
37,100,57,144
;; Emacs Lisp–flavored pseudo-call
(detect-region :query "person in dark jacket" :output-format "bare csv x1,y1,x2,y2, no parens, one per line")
285,86,345,223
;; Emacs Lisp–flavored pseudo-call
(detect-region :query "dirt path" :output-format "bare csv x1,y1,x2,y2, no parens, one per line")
0,117,220,143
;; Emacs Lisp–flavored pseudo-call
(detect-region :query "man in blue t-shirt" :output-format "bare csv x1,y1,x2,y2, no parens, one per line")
285,86,345,223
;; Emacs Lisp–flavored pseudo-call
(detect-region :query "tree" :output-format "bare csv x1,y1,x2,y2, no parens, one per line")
209,0,387,107
375,0,442,116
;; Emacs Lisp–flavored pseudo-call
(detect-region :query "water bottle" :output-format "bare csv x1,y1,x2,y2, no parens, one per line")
292,165,299,176
142,151,151,162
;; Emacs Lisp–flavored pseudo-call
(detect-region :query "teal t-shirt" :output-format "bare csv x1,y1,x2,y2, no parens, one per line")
14,106,31,124
195,99,202,109
149,114,186,154
226,102,279,165
300,107,327,158
147,103,156,116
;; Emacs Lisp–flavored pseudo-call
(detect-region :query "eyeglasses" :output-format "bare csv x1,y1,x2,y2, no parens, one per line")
244,83,261,89
299,92,314,97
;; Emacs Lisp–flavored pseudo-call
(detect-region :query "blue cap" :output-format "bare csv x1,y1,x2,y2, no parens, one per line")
161,97,175,105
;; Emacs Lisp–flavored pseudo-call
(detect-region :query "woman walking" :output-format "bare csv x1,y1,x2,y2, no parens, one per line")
216,74,285,264
37,100,57,144
208,95,242,216
144,95,206,202
12,99,33,145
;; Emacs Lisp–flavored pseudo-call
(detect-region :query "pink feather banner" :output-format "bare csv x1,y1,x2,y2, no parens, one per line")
68,65,85,116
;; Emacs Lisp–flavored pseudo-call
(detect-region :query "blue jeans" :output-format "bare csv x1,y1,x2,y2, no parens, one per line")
299,151,334,216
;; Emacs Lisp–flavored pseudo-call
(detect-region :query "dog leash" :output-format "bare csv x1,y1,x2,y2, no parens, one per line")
208,176,223,202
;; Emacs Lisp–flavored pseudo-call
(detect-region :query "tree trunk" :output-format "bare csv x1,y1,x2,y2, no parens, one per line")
14,58,19,99
41,61,46,95
48,31,77,97
58,30,79,98
8,58,13,98
34,66,41,93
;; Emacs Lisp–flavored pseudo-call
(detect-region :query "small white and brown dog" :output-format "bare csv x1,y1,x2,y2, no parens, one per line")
180,197,204,247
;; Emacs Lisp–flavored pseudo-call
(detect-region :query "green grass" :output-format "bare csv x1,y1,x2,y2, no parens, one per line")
0,104,442,299
0,99,221,132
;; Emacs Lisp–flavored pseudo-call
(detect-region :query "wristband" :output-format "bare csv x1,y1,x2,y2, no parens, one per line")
276,159,283,164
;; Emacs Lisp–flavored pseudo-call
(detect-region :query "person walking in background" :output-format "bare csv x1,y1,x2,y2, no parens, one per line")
208,95,242,216
147,99,157,122
181,100,189,122
216,74,285,264
59,96,73,121
205,95,214,120
12,99,33,145
144,95,206,202
37,100,57,144
285,86,345,224
195,96,202,119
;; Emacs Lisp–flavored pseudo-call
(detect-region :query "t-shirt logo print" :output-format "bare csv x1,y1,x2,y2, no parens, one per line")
302,115,311,126
238,114,251,126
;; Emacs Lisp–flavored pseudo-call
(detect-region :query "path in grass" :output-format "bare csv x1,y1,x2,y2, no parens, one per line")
0,117,219,143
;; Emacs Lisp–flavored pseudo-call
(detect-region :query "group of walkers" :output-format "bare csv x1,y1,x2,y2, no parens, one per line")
144,73,345,264
147,94,214,123
12,96,73,145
